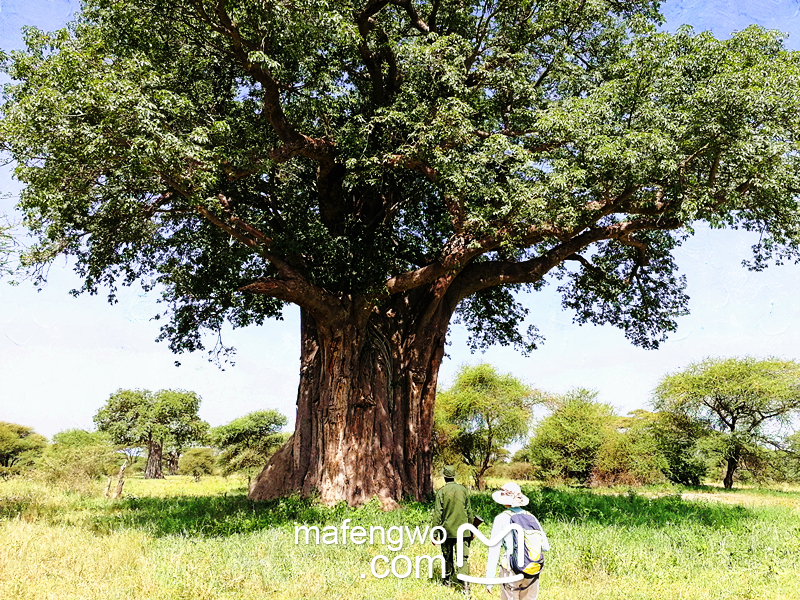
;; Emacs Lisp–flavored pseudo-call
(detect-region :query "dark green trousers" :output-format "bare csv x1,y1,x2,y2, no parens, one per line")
440,537,470,585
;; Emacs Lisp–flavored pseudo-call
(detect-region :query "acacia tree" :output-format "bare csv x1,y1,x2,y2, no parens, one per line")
3,1,800,506
653,357,800,489
0,421,47,477
211,410,288,481
94,389,208,479
436,364,534,488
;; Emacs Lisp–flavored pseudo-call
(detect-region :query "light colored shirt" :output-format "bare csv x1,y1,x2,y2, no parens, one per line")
484,507,550,590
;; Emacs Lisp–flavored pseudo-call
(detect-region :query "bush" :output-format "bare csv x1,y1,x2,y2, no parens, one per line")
526,389,613,484
590,428,668,486
36,444,122,489
485,461,534,481
179,448,216,481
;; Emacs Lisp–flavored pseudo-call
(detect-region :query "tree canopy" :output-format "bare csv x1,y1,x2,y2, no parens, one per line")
0,421,47,476
3,1,800,354
653,357,800,488
436,363,535,487
4,0,800,505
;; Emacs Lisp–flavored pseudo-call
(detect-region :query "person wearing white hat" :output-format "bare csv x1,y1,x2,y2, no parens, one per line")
484,482,550,599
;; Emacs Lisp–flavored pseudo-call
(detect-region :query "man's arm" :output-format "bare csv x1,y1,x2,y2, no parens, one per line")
432,489,443,529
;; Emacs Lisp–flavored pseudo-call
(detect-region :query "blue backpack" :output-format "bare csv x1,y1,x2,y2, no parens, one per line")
504,509,545,577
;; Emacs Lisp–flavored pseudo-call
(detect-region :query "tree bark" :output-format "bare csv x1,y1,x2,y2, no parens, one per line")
111,461,127,500
723,447,740,490
144,438,165,479
249,294,452,508
166,450,180,476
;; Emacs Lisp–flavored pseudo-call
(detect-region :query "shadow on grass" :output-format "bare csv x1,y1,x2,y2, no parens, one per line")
470,486,754,531
92,493,334,537
690,484,800,498
88,485,754,539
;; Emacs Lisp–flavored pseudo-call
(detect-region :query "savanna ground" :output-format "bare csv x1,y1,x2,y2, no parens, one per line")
1,476,799,600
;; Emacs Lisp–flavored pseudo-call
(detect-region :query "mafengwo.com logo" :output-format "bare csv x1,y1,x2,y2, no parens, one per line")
294,520,525,583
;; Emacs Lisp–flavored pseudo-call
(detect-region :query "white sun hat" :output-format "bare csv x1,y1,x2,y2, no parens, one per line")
491,482,530,507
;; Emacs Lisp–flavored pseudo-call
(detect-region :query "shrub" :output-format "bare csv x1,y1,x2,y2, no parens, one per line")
526,389,613,484
485,461,534,481
590,428,668,486
179,448,216,481
36,444,122,489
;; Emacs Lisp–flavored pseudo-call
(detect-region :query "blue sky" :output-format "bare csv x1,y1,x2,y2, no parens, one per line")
2,1,800,438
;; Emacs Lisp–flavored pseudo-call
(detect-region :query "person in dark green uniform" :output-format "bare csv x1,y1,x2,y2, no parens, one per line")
433,465,473,589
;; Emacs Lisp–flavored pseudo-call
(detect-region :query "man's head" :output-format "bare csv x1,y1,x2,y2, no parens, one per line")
442,465,456,481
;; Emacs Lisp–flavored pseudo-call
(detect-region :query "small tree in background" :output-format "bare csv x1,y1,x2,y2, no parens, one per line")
526,389,613,484
654,357,800,489
94,389,209,479
51,428,111,447
179,448,216,482
165,416,210,476
436,364,535,489
211,410,288,483
0,421,46,477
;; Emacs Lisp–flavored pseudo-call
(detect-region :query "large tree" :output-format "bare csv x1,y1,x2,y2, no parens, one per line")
3,1,800,506
94,389,208,479
653,357,800,489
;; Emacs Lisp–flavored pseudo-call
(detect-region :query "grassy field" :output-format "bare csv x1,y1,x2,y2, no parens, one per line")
1,476,799,600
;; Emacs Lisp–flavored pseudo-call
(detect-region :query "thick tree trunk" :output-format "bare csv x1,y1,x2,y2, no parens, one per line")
722,446,741,490
249,296,451,508
166,450,180,475
144,439,164,479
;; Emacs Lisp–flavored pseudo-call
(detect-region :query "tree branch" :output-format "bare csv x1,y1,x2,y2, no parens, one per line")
187,0,337,167
451,217,682,299
385,154,439,182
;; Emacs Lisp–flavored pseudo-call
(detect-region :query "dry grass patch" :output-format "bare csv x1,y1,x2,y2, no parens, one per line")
0,520,150,600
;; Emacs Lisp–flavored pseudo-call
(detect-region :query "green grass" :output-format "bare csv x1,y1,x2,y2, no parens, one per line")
1,476,799,599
